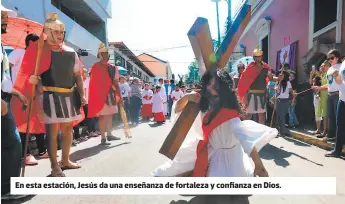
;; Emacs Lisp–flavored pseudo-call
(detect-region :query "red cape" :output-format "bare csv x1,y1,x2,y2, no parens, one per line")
88,62,120,118
11,41,84,134
237,62,271,103
192,108,239,177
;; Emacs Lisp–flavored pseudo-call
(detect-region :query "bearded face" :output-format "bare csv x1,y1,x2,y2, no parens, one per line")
1,11,8,34
45,29,64,45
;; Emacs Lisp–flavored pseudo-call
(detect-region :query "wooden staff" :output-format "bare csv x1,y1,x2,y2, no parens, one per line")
269,94,277,128
21,32,45,177
119,103,131,138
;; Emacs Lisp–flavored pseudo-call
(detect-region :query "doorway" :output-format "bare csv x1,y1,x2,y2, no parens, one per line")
261,35,269,63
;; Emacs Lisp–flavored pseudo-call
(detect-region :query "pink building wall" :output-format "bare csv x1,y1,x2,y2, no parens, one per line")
238,0,310,81
341,2,345,55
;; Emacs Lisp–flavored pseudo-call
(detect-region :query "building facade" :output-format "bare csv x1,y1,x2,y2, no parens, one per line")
237,0,344,126
137,53,173,84
108,42,155,82
238,0,344,83
2,0,112,69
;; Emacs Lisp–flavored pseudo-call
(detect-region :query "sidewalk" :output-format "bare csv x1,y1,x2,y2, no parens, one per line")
289,128,345,153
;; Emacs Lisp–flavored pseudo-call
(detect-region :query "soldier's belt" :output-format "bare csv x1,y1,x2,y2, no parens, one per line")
248,90,265,93
42,84,76,93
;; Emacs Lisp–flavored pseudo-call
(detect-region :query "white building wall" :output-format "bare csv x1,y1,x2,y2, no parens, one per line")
108,46,153,82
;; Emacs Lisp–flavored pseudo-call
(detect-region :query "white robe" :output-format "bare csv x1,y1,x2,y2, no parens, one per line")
142,89,153,104
159,85,167,115
152,103,278,177
152,93,164,113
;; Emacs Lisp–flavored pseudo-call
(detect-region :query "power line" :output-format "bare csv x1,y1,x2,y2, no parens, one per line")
117,45,192,53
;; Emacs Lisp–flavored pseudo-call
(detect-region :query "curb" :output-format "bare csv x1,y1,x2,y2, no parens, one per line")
290,130,345,153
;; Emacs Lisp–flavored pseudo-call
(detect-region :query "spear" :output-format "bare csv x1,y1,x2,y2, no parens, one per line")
21,32,45,177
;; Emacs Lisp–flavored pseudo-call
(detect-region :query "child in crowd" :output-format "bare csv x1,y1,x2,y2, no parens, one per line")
152,86,166,124
141,83,153,120
170,85,184,103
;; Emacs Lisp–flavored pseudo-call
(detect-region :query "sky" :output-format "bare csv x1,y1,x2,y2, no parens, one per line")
107,0,241,75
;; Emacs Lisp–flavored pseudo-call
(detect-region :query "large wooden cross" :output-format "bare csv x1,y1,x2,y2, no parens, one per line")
159,3,252,160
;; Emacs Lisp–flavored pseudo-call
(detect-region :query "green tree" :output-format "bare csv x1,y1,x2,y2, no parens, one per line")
186,60,201,83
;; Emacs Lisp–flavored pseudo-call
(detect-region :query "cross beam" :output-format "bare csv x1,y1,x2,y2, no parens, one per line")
159,4,251,160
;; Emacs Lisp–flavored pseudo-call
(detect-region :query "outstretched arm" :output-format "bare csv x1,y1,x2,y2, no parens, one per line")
250,147,269,177
174,92,200,113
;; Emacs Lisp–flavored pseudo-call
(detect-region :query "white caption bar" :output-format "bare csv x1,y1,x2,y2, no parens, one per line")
11,177,336,195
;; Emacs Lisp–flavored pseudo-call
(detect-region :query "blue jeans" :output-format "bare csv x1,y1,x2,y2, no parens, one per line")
334,100,345,153
276,99,290,135
327,94,339,138
288,100,299,126
168,98,173,117
1,103,22,195
130,96,141,124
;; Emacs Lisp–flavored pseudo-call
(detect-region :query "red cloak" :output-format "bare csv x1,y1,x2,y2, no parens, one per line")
237,62,271,103
11,41,84,134
88,62,120,118
192,108,239,177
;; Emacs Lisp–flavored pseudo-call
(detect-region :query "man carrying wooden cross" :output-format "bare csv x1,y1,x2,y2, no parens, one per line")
153,2,277,189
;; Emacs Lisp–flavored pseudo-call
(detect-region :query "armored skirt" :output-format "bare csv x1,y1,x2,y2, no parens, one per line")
38,47,82,124
246,68,269,114
97,86,119,116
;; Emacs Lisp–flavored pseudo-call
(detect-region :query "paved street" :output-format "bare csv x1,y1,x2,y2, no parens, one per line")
4,119,345,204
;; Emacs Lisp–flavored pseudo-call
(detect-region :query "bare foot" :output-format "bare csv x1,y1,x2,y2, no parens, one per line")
59,160,81,170
51,166,65,177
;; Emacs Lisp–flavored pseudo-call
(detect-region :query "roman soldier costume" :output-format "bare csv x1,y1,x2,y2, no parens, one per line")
88,43,121,118
12,13,84,132
12,13,84,177
237,46,271,114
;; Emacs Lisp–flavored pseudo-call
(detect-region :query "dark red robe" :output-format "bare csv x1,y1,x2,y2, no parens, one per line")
192,108,239,177
237,62,271,103
88,62,120,118
11,41,84,134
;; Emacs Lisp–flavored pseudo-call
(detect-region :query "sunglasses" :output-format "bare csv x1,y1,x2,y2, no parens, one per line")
327,56,335,61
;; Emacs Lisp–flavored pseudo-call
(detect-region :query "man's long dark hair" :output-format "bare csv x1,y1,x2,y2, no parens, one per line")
200,69,241,125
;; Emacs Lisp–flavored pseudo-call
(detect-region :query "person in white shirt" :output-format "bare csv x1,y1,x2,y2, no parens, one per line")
119,76,131,119
324,58,345,157
8,48,24,82
1,5,28,200
141,83,153,120
273,71,295,136
313,49,342,142
170,85,184,103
